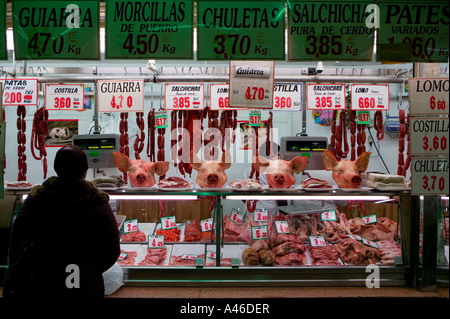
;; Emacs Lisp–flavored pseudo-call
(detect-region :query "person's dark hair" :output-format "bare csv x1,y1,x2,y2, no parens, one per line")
54,145,88,180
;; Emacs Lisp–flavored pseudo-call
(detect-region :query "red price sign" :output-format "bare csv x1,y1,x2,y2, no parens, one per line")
161,216,177,230
411,158,449,195
230,209,244,225
309,235,327,247
253,209,269,222
306,84,345,110
181,254,198,260
209,84,243,110
201,218,214,232
410,118,449,156
251,225,269,240
275,221,290,234
117,252,128,261
351,84,390,111
123,219,138,234
148,235,165,249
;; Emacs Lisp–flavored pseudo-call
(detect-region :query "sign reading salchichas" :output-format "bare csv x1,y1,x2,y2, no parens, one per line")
287,0,375,61
377,1,449,62
12,0,100,60
196,0,285,60
105,0,194,59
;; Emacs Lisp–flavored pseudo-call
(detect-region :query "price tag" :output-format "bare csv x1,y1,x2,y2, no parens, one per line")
253,209,269,222
251,225,269,240
200,218,214,232
362,238,379,249
1,78,38,106
346,234,362,241
410,118,449,156
408,78,449,115
306,84,346,110
44,84,84,111
249,109,262,127
309,235,327,247
362,214,377,225
206,250,217,259
356,111,371,124
350,84,390,111
209,84,243,110
97,79,144,112
160,215,177,230
117,252,128,261
181,254,198,260
273,83,302,111
411,157,449,195
321,210,337,221
230,209,245,225
148,235,165,249
164,83,204,110
275,220,290,234
123,219,138,234
155,111,168,129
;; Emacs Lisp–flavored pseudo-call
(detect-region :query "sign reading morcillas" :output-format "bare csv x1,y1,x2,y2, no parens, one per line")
306,84,346,110
1,78,38,106
196,0,285,60
0,0,6,60
229,61,274,109
44,84,84,111
104,0,194,59
164,84,205,110
97,79,145,112
12,0,100,60
377,1,449,62
287,0,375,61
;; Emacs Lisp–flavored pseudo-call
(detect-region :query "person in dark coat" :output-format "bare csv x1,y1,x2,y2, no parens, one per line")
3,145,120,299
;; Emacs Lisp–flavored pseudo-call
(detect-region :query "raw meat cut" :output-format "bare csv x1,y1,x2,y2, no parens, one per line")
229,179,263,190
308,245,341,265
301,178,333,188
184,220,202,242
117,250,137,265
242,247,260,265
271,241,305,256
138,248,167,266
158,176,191,188
169,254,205,266
122,230,146,242
334,237,380,265
155,227,181,242
377,240,402,265
275,253,306,266
223,215,242,242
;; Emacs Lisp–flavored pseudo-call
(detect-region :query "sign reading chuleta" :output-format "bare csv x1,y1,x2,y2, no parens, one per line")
377,1,449,62
287,0,375,61
12,0,100,60
196,0,285,60
105,0,193,59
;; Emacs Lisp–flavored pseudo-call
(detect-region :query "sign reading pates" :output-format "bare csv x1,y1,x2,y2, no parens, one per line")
45,84,84,111
97,79,144,112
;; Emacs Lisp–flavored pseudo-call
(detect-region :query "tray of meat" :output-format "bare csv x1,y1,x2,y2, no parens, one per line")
138,245,172,266
184,220,202,242
5,181,35,190
307,244,343,266
300,178,336,191
157,176,192,191
154,223,184,242
117,244,144,266
205,244,241,266
229,179,264,191
120,223,155,243
169,244,206,266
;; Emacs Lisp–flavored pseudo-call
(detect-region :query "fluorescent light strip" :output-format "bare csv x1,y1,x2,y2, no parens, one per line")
109,195,197,200
225,195,391,201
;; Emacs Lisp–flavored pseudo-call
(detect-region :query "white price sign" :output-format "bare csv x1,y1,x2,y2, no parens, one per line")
1,78,38,106
251,225,269,240
97,79,144,112
409,78,449,115
275,220,290,234
309,235,327,247
411,157,449,195
306,84,346,110
362,238,379,249
148,235,165,249
123,219,138,234
410,118,449,156
200,218,214,232
362,214,378,224
155,111,168,128
181,254,198,260
209,84,242,110
321,210,337,221
45,84,84,111
164,83,204,110
346,234,362,241
350,84,390,111
161,215,177,230
230,209,244,225
273,83,302,111
229,61,274,109
253,209,269,222
206,250,222,260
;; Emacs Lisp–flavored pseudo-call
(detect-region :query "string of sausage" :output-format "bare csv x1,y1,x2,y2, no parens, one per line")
248,126,260,181
220,110,238,153
17,105,27,181
119,112,129,183
2,108,5,175
334,110,349,160
349,111,357,160
402,111,411,177
356,123,367,156
147,108,155,162
30,106,48,180
374,111,384,141
134,112,145,160
330,110,337,157
266,111,273,157
170,110,178,167
157,108,166,180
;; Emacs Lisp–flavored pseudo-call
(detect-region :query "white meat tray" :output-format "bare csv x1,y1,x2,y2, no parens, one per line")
206,244,241,266
169,244,206,266
118,244,173,266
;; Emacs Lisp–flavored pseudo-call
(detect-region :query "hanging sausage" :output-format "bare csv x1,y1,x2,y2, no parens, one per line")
147,108,155,162
119,112,129,183
17,105,27,181
134,112,145,160
30,106,48,180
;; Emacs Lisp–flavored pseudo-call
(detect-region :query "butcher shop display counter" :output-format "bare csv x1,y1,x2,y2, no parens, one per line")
110,187,414,288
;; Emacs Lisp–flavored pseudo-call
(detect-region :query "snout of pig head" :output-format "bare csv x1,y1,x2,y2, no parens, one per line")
253,156,308,188
193,161,229,188
322,150,371,188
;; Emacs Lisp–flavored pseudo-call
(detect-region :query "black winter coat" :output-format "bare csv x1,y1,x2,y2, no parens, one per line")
3,177,120,299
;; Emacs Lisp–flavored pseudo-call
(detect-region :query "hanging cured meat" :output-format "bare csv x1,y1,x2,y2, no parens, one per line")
401,110,411,177
119,112,129,183
374,111,384,141
17,105,27,181
349,111,357,160
147,108,155,162
30,106,48,180
134,112,145,160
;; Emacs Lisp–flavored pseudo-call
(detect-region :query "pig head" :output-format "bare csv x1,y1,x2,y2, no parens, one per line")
191,152,231,188
252,156,308,188
113,152,169,187
322,150,371,188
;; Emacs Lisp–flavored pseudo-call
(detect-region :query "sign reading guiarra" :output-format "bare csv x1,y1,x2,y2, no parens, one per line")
12,0,100,60
105,0,194,59
197,0,285,60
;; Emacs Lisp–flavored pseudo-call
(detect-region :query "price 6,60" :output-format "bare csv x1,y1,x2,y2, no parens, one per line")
430,96,447,111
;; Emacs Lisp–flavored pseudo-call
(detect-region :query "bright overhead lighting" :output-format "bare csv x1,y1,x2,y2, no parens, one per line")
109,195,197,200
225,195,391,201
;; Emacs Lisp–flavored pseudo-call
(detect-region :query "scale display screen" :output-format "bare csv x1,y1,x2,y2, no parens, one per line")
72,134,119,168
73,138,116,150
286,140,327,152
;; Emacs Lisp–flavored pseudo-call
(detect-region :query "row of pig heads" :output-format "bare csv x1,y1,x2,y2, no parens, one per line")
322,150,371,188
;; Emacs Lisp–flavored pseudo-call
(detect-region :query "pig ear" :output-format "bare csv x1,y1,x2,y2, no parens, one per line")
190,152,202,170
290,156,308,174
252,156,270,172
322,150,338,171
355,152,371,173
221,151,232,170
154,161,170,176
113,152,132,173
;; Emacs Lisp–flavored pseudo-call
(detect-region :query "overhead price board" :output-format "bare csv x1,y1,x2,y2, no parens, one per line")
377,1,449,62
0,0,6,60
97,79,145,112
196,0,285,60
350,84,390,111
12,0,100,60
105,0,194,59
287,0,375,61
